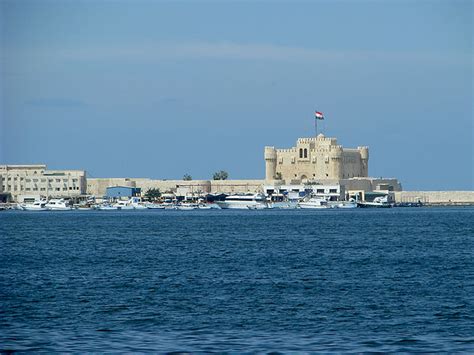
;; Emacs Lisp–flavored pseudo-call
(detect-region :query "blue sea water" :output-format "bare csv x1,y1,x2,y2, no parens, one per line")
1,208,473,352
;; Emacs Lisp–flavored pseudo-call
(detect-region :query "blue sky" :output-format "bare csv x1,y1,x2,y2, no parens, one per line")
1,0,472,190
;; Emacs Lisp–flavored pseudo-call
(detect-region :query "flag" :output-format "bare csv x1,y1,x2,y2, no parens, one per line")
315,111,324,120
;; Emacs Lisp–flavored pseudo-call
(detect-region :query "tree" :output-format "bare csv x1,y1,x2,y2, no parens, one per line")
213,170,229,180
183,174,192,181
144,188,161,201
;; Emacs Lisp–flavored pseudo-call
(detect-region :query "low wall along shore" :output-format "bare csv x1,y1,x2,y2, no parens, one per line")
394,191,474,205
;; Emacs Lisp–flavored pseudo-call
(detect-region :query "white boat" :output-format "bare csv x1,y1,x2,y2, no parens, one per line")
298,197,329,209
177,204,197,210
357,195,392,208
247,204,267,210
335,201,358,209
197,204,212,210
76,206,93,210
97,204,118,210
270,201,298,209
215,194,267,210
146,203,165,209
22,200,48,211
112,200,134,210
45,199,72,211
112,197,146,210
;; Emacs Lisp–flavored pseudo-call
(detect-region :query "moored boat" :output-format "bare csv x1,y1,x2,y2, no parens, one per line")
357,196,392,208
146,203,165,209
177,204,197,210
197,204,212,210
97,204,118,210
45,199,72,211
216,194,267,210
21,201,47,211
298,197,329,209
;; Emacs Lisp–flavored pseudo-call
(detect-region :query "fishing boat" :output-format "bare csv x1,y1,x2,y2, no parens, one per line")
357,195,392,208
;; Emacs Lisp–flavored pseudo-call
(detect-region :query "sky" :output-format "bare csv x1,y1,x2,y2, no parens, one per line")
0,0,472,190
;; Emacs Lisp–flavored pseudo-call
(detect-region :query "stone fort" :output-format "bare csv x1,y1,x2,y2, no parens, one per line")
265,133,369,184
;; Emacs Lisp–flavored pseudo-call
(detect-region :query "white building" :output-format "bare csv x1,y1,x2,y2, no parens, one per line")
0,165,87,202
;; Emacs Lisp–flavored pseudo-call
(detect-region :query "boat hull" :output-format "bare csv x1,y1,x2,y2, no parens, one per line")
216,201,267,210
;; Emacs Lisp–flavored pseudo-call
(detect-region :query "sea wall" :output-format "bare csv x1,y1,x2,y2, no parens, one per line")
394,191,474,205
87,178,265,197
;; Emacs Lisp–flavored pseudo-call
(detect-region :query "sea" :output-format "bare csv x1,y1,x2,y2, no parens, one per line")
1,207,473,352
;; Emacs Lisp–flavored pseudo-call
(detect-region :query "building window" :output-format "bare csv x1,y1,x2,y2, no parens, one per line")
329,189,337,193
56,188,60,191
304,148,308,158
299,149,303,158
317,189,324,193
40,188,46,191
25,188,31,191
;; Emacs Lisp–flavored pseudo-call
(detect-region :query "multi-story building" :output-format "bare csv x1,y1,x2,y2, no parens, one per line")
0,165,87,202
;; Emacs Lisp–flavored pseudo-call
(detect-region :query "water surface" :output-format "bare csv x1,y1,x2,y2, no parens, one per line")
1,208,473,352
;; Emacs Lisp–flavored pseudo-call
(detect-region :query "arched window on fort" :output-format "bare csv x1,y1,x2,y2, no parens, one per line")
299,149,303,158
304,148,308,158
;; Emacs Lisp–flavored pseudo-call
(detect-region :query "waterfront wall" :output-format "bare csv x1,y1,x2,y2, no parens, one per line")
87,178,265,197
394,191,474,205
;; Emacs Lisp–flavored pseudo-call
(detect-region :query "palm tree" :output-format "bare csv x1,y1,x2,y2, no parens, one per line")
212,170,229,180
